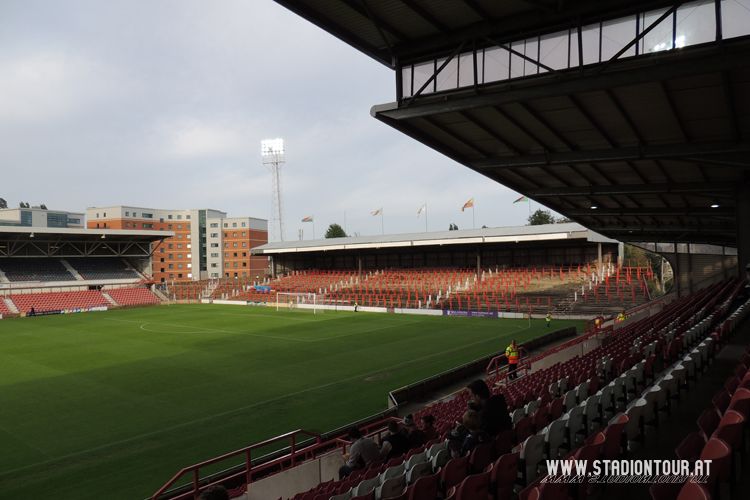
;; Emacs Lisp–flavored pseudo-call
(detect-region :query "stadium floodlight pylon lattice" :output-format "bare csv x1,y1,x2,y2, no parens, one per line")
275,292,321,314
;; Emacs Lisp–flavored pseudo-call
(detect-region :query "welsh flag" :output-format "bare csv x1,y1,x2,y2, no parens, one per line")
513,196,529,204
301,216,313,222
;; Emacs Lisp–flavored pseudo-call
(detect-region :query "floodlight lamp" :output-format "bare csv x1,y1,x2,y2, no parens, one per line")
590,205,598,210
710,203,720,208
261,138,284,156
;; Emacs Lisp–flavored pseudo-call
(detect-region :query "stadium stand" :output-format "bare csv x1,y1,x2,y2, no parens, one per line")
0,299,11,316
0,258,75,282
212,265,655,316
9,290,110,314
163,279,742,500
107,287,160,306
70,258,141,280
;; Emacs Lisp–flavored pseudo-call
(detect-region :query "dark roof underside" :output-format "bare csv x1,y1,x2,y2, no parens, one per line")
276,0,750,247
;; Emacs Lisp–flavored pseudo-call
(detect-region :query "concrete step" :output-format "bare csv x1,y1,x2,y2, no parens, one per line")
101,292,118,306
3,297,19,314
60,259,85,280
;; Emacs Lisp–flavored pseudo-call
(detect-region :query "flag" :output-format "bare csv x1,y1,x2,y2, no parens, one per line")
513,195,529,204
371,208,382,216
461,198,474,212
301,215,313,222
417,204,426,217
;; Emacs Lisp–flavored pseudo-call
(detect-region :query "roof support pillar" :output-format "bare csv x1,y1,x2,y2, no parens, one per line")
737,174,750,276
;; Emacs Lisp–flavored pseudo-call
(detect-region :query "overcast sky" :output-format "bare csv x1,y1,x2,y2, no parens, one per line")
0,0,556,240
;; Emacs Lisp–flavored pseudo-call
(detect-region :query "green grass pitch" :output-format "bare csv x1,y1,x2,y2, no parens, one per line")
0,305,583,499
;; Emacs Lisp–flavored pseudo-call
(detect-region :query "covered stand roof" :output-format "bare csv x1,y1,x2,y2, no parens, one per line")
252,223,615,255
0,227,173,258
276,0,750,248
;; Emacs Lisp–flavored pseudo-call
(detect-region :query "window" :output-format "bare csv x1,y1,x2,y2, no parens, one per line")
210,243,218,248
224,253,229,258
177,224,182,230
125,211,130,216
211,253,219,258
160,248,165,253
187,253,191,258
103,212,106,217
242,242,247,247
187,263,192,268
160,258,164,262
211,263,217,268
133,212,138,218
210,233,218,238
224,243,228,248
177,214,182,219
178,273,183,278
224,232,228,238
168,224,173,230
223,223,228,228
242,252,247,257
96,213,99,218
242,262,247,267
168,214,173,219
210,223,218,228
233,232,237,237
168,244,173,249
233,242,238,248
187,243,191,248
232,223,237,227
233,252,238,257
177,254,183,259
186,215,191,220
178,263,183,269
169,274,174,279
233,262,238,268
242,232,246,237
177,244,183,249
225,263,229,268
160,267,165,272
168,254,173,259
241,222,246,227
142,213,153,218
168,264,174,269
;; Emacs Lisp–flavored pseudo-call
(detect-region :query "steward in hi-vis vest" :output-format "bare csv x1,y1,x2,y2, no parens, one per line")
505,340,520,380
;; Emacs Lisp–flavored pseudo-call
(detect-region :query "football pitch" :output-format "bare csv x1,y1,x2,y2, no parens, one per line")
0,305,583,499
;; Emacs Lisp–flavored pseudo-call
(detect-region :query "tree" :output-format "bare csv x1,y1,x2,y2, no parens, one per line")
0,198,6,209
556,216,572,223
324,223,347,238
527,209,556,225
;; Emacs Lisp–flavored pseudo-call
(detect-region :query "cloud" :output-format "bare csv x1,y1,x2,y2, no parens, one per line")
0,51,129,124
157,117,255,159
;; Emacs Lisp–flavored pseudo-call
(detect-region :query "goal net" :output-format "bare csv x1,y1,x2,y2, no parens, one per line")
275,292,322,314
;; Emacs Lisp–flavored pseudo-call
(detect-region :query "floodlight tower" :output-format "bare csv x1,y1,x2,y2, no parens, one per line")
261,138,285,241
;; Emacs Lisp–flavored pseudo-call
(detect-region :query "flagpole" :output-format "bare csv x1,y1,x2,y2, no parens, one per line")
472,205,476,229
425,203,428,232
381,211,384,235
313,219,316,240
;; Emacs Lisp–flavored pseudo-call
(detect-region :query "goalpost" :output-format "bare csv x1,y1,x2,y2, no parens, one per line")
275,292,322,314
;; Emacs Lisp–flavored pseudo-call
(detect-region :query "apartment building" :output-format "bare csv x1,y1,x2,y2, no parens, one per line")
86,206,268,282
0,207,84,228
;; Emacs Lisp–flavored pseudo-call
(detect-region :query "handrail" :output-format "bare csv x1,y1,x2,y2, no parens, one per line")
152,429,323,499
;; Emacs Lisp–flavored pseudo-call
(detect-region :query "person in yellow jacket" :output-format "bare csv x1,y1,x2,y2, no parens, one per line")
505,340,520,380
